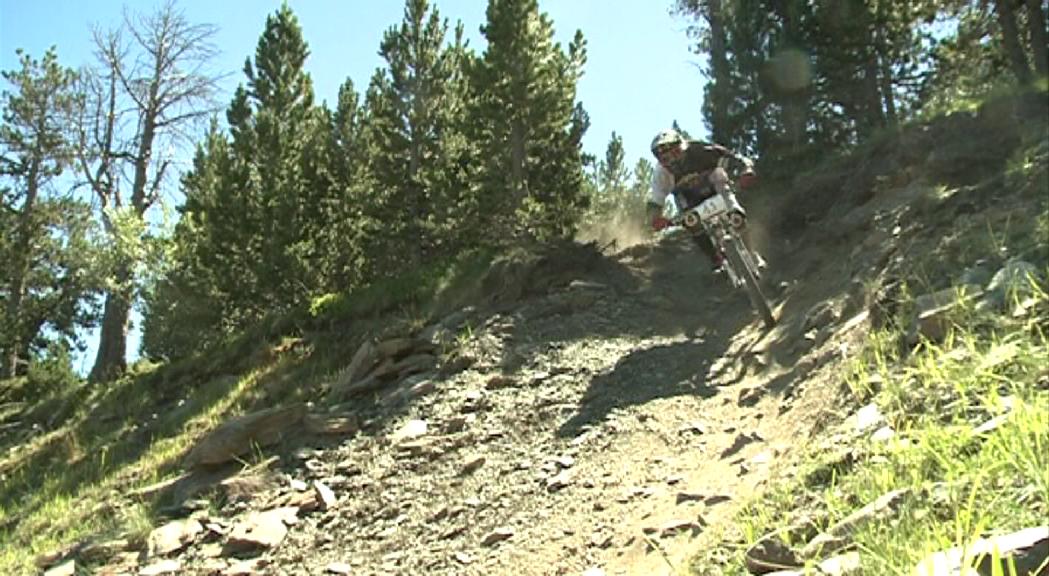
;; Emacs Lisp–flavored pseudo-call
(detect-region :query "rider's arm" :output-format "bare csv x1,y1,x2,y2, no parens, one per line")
649,164,674,211
647,165,674,228
708,144,754,175
727,150,757,189
727,148,755,175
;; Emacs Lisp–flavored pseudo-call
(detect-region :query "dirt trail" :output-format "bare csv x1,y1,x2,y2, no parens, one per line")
40,93,1043,576
184,225,868,576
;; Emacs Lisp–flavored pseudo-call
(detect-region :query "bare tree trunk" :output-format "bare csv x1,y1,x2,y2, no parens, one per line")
995,0,1033,84
90,69,157,383
89,278,131,383
879,53,898,126
863,55,886,131
510,118,526,202
1025,0,1049,76
83,2,218,381
863,7,886,131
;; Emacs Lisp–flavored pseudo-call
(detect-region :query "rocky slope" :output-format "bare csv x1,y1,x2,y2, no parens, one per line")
63,219,883,576
36,90,1048,576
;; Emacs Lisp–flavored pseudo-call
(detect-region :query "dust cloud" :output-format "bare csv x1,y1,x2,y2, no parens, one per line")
576,214,652,252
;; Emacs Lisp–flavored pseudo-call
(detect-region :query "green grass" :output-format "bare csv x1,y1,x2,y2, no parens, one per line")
307,247,497,332
0,360,273,574
0,308,358,574
0,245,508,575
690,272,1049,575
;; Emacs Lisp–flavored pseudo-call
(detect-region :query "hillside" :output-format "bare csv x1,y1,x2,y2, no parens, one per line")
5,90,1048,576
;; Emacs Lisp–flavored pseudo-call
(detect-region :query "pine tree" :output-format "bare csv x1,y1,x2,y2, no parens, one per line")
625,157,655,224
675,0,733,144
361,0,471,274
142,121,240,359
0,48,98,379
241,3,322,306
146,4,339,357
470,0,589,242
321,78,369,288
585,131,648,229
598,131,629,194
631,158,655,200
331,79,363,195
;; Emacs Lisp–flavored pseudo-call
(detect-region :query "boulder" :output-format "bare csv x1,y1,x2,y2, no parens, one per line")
303,413,359,436
42,559,75,576
958,260,993,288
984,260,1040,310
220,472,280,504
481,527,514,546
313,480,338,511
139,559,182,575
147,519,204,557
326,562,353,575
183,404,306,469
907,285,983,343
375,337,419,358
391,353,438,378
224,507,298,554
344,340,378,383
819,551,861,575
745,530,803,574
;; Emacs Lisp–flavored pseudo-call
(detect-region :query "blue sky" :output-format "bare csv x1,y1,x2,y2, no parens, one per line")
1,0,710,370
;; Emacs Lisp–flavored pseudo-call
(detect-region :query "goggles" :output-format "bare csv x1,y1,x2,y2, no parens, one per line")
656,144,682,162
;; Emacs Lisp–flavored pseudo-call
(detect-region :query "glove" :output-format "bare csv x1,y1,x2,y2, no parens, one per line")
738,171,758,190
651,216,671,231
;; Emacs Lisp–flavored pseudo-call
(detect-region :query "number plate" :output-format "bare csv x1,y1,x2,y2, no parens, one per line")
694,194,728,220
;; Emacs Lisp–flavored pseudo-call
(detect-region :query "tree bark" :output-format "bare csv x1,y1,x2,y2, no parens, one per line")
510,117,526,203
862,53,885,132
877,30,898,126
1025,0,1049,77
705,0,732,145
995,0,1033,84
861,3,886,133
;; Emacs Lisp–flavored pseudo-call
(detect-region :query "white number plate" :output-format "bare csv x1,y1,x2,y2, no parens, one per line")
694,194,728,220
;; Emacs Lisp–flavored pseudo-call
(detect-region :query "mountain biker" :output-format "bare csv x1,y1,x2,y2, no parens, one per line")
647,128,757,272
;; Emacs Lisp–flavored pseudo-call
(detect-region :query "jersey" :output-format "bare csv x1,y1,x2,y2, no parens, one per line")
649,142,748,211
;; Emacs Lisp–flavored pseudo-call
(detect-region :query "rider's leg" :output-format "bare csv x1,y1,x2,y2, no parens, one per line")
707,168,760,269
685,180,726,272
691,231,724,272
709,168,747,222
